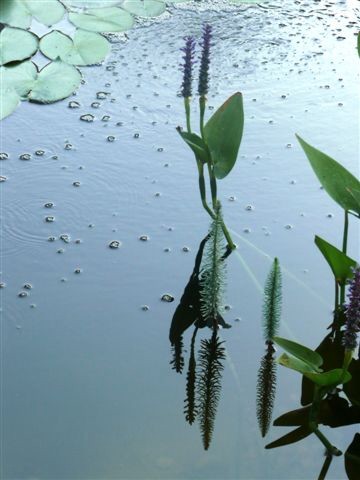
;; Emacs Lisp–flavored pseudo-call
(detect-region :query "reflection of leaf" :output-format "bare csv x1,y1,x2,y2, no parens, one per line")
68,7,134,32
170,335,184,373
256,342,277,437
197,330,225,450
0,87,20,120
40,30,110,66
345,433,360,480
265,425,311,449
28,60,82,104
296,135,360,215
184,328,198,425
274,337,323,370
122,0,166,18
0,27,38,65
315,235,356,286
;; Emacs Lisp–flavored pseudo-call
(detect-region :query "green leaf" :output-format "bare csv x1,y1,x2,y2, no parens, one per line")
274,337,323,370
68,7,134,32
40,30,110,66
177,130,209,164
0,61,38,97
0,87,20,120
277,353,317,375
0,0,32,28
296,135,360,215
0,27,38,65
345,434,360,480
315,235,356,286
28,60,82,104
357,32,360,59
122,0,166,17
265,426,311,449
304,368,351,387
24,0,65,26
204,92,244,179
63,0,122,5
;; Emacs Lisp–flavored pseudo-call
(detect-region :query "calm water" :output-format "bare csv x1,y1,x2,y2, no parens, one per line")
1,1,359,478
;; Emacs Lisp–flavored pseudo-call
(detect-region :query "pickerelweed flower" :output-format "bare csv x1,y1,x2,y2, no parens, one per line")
342,266,360,351
180,36,196,98
198,24,212,97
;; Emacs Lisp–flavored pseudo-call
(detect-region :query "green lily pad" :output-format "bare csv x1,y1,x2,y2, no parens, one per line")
0,0,32,29
0,87,21,120
28,60,82,104
68,7,134,32
0,61,38,97
24,0,65,26
0,27,39,65
63,0,122,5
40,30,110,66
122,0,166,18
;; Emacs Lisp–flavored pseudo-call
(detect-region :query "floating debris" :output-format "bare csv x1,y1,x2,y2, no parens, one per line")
109,240,121,249
161,294,174,303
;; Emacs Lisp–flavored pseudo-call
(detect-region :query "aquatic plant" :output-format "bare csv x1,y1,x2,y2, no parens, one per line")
184,327,198,425
256,258,282,437
177,25,244,250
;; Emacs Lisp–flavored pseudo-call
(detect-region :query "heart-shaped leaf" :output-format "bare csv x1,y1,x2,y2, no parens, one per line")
28,60,82,104
204,92,244,179
1,61,38,97
177,130,209,164
68,7,134,32
40,30,110,66
274,337,323,370
122,0,166,17
0,87,21,120
0,0,32,28
0,27,38,65
296,135,360,215
24,0,65,26
304,368,351,387
315,235,356,285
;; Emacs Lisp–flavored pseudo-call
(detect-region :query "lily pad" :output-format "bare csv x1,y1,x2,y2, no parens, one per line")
68,7,134,32
122,0,166,18
0,0,32,29
0,27,39,65
63,0,122,6
28,60,82,103
0,87,21,120
1,61,38,97
24,0,65,26
40,30,110,66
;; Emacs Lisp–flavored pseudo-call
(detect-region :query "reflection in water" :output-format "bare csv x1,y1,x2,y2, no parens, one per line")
169,230,233,450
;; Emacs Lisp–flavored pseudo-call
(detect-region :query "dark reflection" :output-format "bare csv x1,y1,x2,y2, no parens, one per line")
169,234,233,450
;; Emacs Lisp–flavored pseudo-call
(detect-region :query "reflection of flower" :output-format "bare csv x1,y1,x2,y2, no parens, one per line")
343,267,360,351
180,36,196,98
198,24,212,97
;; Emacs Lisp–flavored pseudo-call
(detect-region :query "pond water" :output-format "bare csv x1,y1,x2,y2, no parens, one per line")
1,1,359,479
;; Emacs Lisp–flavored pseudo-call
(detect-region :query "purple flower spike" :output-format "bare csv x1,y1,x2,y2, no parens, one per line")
343,267,360,351
198,24,212,97
180,36,196,98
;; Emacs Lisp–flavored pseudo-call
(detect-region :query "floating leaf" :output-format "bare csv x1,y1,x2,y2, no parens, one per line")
314,236,356,286
274,337,323,370
28,60,82,104
277,352,317,375
0,87,20,120
304,368,351,387
122,0,166,17
204,92,244,179
177,130,209,164
40,30,110,66
0,61,38,97
0,0,32,28
68,7,134,32
345,433,360,480
265,426,311,449
0,27,38,65
24,0,65,26
296,135,360,215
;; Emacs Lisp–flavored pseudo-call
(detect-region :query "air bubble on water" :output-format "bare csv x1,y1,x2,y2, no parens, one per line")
68,101,80,109
45,216,55,222
245,205,254,211
18,291,28,298
74,268,82,274
285,224,293,230
64,143,73,150
107,136,115,142
97,92,109,99
60,234,70,243
182,246,190,252
161,294,174,303
35,150,45,156
19,153,31,160
0,176,7,182
73,181,81,187
109,240,121,249
139,235,149,241
48,236,56,242
44,202,54,208
23,283,32,290
102,115,111,121
80,114,95,122
0,153,8,160
91,102,101,108
141,305,149,311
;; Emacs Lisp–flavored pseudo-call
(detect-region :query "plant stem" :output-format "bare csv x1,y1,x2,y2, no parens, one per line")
340,210,349,305
317,453,333,480
196,160,215,219
334,280,339,311
199,95,206,139
184,97,191,133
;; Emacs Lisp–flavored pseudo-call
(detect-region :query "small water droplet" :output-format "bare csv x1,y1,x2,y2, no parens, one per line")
23,283,32,290
161,294,174,303
109,240,121,249
182,246,190,252
80,114,95,122
0,153,9,160
74,268,82,274
139,235,149,241
68,101,80,109
18,291,28,298
72,181,81,187
141,305,149,311
107,135,115,142
45,216,55,223
19,153,31,160
35,150,45,156
44,202,54,208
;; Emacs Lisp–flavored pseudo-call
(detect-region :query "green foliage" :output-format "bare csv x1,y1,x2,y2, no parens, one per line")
262,258,282,341
0,27,38,65
177,130,209,164
204,93,244,179
277,352,319,375
0,88,20,121
68,7,134,32
345,434,360,480
265,425,311,449
274,337,323,371
296,135,360,215
0,0,65,28
256,343,277,437
197,330,225,450
304,369,351,387
40,30,110,66
315,235,356,286
122,0,166,18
